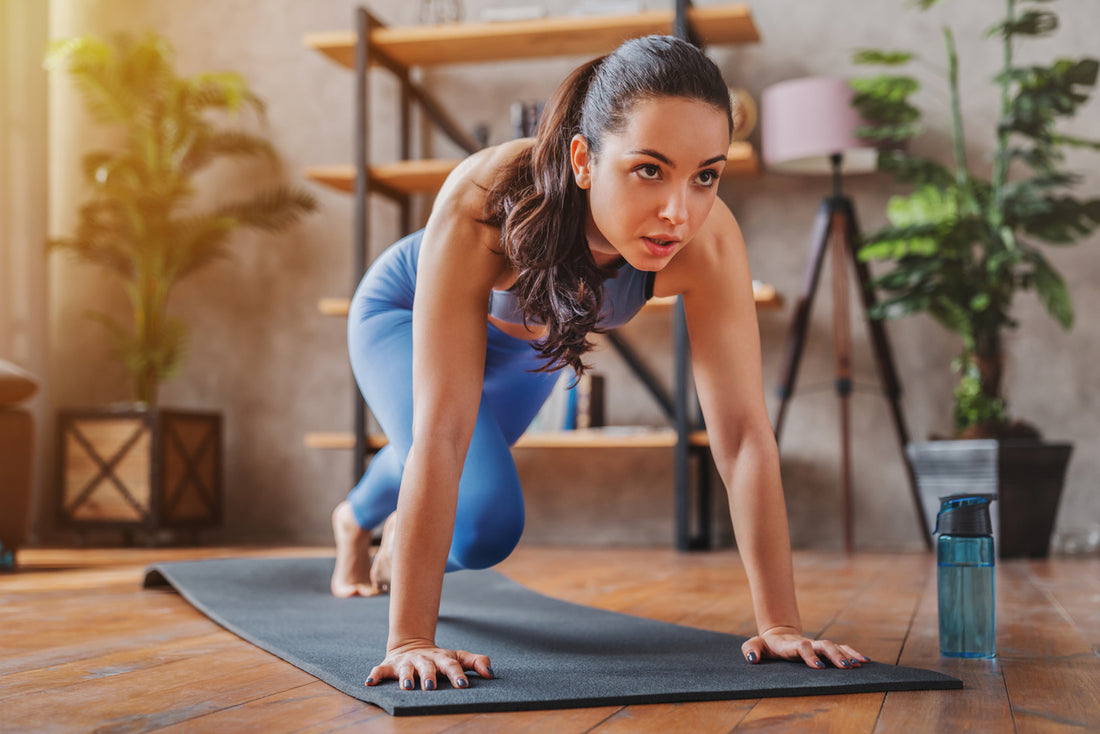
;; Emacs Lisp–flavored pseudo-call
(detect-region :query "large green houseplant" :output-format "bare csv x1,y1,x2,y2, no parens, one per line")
852,0,1099,556
47,32,316,541
48,32,316,406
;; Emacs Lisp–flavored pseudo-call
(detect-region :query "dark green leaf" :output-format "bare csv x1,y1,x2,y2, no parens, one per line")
852,49,915,65
876,151,954,187
1028,251,1074,328
989,10,1058,38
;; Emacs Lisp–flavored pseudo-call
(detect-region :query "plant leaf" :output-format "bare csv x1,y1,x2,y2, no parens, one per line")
1027,251,1074,328
852,49,915,65
989,9,1058,38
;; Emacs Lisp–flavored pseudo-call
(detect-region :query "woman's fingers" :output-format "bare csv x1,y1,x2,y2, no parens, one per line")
741,637,764,664
746,632,869,669
795,638,825,669
364,662,391,686
812,639,857,668
437,655,470,689
364,647,494,690
457,650,494,680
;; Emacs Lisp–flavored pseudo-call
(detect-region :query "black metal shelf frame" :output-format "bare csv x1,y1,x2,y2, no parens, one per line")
348,2,715,551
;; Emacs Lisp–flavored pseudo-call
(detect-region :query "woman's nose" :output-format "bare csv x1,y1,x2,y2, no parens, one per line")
659,187,688,226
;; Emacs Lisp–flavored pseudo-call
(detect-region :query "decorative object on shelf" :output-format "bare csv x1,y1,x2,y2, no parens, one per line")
0,359,38,571
852,0,1099,557
762,75,926,553
510,100,544,139
728,87,757,142
47,32,316,543
562,372,605,431
479,5,547,23
420,0,463,25
570,0,644,16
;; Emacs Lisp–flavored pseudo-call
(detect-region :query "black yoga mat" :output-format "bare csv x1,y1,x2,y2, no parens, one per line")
143,557,961,716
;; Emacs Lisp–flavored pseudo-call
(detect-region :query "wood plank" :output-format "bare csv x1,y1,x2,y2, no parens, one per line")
875,559,1018,733
1024,556,1100,654
995,562,1100,731
305,159,463,197
594,700,755,732
439,706,623,734
153,680,391,734
305,142,761,198
304,4,759,70
3,643,313,732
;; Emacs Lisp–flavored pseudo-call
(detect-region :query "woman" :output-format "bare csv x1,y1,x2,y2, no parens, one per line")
331,35,869,692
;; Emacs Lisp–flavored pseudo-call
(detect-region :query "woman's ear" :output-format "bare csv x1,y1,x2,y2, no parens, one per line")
570,134,592,189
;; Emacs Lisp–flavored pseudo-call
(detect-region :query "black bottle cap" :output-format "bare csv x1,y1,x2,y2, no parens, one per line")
935,494,997,537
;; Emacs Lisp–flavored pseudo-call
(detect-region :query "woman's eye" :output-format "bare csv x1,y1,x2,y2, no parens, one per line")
636,164,661,180
696,170,719,186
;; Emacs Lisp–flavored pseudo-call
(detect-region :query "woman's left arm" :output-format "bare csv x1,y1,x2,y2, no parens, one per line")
668,202,868,670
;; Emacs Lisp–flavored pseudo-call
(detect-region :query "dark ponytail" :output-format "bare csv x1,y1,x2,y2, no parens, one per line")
482,36,732,375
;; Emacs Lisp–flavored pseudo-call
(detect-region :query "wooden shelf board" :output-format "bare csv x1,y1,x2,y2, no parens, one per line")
305,159,464,196
318,280,780,319
305,428,709,451
307,142,759,197
304,4,759,69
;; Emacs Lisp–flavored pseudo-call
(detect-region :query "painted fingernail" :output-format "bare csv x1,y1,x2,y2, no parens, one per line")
849,658,860,666
425,680,435,691
457,678,469,688
487,666,496,678
402,679,414,690
840,659,852,668
815,660,826,669
365,677,375,685
747,652,758,664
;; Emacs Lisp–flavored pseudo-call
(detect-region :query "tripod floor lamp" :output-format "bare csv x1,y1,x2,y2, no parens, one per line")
761,76,930,553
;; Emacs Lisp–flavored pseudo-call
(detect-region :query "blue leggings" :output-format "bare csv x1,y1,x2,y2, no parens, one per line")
346,231,561,571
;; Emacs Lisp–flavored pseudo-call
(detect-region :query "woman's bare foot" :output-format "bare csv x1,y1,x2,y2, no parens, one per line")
331,501,377,597
370,511,397,594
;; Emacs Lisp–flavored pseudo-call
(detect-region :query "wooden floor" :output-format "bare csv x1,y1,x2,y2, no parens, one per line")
2,546,1098,733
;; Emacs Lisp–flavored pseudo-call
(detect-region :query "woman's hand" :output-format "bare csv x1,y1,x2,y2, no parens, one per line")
366,638,494,691
741,626,870,670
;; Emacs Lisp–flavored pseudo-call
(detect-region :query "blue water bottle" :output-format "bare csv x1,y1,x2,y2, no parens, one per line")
936,494,996,658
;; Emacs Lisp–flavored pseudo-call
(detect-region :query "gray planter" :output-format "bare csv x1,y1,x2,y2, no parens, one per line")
908,440,1072,558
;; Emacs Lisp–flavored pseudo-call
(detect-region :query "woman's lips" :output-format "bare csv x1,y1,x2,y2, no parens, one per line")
643,236,679,256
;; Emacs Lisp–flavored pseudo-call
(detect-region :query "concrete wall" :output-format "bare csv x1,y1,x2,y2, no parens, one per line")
42,0,1100,551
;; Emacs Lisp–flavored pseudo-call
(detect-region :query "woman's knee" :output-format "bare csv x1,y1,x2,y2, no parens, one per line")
448,500,525,570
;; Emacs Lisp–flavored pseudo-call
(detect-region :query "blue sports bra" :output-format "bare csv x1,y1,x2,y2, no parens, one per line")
488,260,655,330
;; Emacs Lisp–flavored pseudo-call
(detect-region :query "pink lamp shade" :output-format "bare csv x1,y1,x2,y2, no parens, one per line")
761,76,878,175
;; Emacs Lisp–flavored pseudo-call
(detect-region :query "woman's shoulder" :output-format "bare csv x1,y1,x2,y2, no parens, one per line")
435,138,533,215
418,141,533,280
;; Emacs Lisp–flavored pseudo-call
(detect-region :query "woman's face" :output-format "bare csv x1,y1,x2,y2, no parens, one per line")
570,96,730,271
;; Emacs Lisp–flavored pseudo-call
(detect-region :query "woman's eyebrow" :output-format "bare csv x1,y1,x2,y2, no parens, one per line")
627,149,728,169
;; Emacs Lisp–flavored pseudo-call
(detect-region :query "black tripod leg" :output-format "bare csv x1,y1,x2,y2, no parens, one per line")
773,199,835,443
841,200,933,549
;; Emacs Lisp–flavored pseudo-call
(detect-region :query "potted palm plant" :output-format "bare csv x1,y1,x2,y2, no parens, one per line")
48,32,316,542
852,0,1099,557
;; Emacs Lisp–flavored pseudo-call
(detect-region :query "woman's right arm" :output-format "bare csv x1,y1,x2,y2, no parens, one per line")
364,151,513,692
